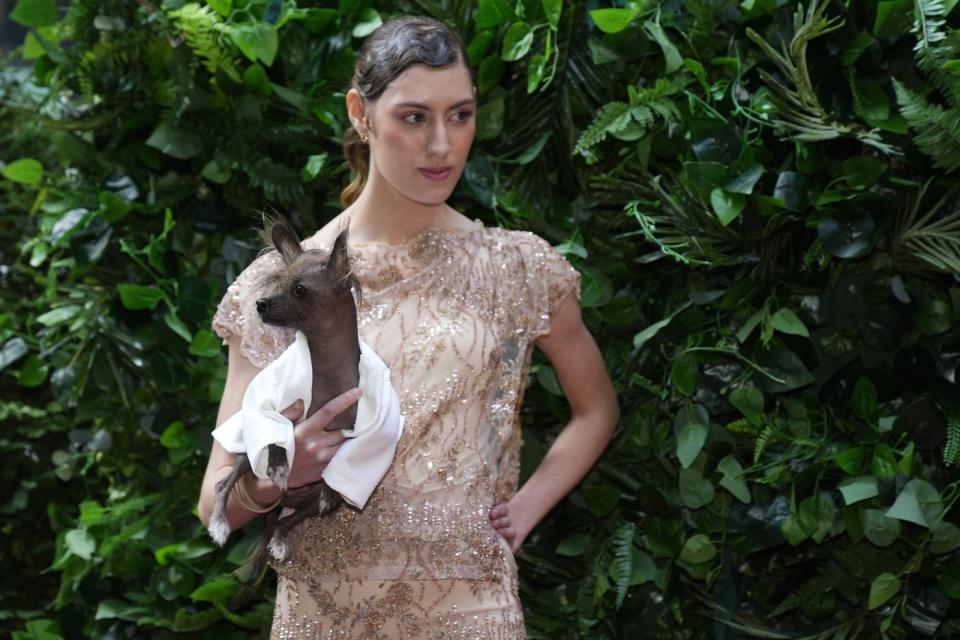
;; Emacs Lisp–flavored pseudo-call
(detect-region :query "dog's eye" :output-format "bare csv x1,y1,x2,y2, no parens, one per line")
294,284,307,298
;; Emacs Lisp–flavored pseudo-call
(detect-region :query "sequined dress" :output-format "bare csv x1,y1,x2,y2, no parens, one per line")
211,218,581,639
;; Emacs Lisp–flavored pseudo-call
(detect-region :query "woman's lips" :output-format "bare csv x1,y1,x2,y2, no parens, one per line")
419,167,452,181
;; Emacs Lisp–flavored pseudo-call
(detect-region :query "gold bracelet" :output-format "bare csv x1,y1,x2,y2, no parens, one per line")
231,471,281,513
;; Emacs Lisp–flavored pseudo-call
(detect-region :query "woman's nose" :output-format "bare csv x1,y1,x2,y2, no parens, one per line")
427,122,451,156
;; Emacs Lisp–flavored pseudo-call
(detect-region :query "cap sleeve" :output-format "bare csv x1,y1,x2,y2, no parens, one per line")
211,251,295,369
512,231,581,340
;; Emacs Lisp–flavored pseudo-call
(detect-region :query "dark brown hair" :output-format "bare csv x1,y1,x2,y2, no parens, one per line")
340,16,475,207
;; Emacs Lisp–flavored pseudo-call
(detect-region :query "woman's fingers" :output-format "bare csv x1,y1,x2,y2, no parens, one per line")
281,399,304,421
298,388,362,435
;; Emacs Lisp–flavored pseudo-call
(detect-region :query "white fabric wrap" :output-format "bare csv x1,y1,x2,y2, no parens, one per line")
211,330,404,509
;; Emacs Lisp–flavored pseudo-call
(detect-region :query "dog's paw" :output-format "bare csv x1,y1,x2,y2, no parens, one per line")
208,516,230,546
268,535,289,561
269,467,289,492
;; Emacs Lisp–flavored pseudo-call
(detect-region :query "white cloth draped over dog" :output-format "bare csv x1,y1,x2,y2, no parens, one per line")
211,330,404,509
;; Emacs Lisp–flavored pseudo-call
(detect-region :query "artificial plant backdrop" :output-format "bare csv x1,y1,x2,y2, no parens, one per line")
2,0,960,638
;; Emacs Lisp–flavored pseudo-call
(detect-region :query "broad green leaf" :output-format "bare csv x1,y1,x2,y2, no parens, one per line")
634,302,691,349
476,97,504,140
10,0,58,27
642,18,683,73
885,479,944,529
843,155,887,189
526,53,546,93
502,22,533,61
163,307,192,342
710,188,746,226
802,495,836,544
755,347,814,393
729,386,763,418
838,476,879,505
189,330,222,358
932,523,960,554
477,0,513,29
478,56,505,94
117,284,164,311
725,164,764,194
229,23,279,65
590,8,636,34
583,483,620,517
17,355,48,387
679,534,716,563
556,532,590,556
2,158,44,185
670,354,698,397
36,304,82,327
160,421,194,449
868,573,900,609
836,447,864,475
190,576,237,602
146,121,203,159
65,527,96,560
817,211,876,259
871,444,898,479
863,508,901,546
717,455,750,503
516,131,551,164
679,467,714,509
852,375,878,419
770,308,809,337
630,548,656,585
542,0,561,29
674,403,709,469
351,7,381,38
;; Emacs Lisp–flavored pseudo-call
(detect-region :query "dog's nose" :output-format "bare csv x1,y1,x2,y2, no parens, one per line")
256,298,270,312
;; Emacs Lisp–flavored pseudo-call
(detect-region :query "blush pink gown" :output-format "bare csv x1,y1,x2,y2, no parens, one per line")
212,218,580,639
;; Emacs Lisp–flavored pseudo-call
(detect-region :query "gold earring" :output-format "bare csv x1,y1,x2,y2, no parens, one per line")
360,132,368,143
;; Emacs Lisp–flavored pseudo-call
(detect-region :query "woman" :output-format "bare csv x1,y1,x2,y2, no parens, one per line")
197,15,619,638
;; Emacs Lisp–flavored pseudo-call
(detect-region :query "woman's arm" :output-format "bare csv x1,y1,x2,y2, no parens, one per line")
490,292,620,552
197,334,359,532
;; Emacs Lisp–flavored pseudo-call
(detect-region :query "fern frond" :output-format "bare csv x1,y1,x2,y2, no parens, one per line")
725,418,761,435
630,373,668,399
754,424,776,462
892,78,960,173
770,562,847,616
167,3,243,83
609,523,635,609
945,416,960,466
891,177,960,272
573,78,683,154
912,0,951,74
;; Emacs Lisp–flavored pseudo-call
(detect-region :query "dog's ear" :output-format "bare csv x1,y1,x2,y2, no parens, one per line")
329,227,351,283
271,222,303,264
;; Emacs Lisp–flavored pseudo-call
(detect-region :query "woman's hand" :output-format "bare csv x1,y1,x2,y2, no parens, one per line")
489,496,527,553
281,388,361,489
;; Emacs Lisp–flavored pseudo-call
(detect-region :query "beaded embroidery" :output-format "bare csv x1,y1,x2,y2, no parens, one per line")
211,219,580,637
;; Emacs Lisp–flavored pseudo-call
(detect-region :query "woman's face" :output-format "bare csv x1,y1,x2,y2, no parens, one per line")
349,62,476,205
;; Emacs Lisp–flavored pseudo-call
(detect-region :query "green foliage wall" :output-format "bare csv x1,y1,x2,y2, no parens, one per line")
2,0,960,638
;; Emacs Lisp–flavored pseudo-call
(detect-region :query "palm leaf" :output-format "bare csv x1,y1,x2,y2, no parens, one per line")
892,177,960,273
745,0,900,155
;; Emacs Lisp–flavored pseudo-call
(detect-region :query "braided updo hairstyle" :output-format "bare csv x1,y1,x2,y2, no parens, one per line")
340,16,476,207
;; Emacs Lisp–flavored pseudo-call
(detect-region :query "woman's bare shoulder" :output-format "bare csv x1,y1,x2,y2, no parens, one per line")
305,213,352,249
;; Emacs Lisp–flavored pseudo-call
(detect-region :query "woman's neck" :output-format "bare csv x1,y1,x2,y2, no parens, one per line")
342,173,468,245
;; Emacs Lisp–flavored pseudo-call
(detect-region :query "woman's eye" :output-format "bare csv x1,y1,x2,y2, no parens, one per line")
402,113,424,124
455,110,473,122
